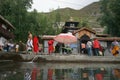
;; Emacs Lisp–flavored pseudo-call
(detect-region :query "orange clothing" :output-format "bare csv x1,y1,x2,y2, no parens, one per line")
112,45,119,56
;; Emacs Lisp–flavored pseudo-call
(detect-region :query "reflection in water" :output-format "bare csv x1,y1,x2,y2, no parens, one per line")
48,69,53,80
31,68,37,80
113,69,120,79
24,69,31,80
0,62,120,80
95,68,104,80
24,67,41,80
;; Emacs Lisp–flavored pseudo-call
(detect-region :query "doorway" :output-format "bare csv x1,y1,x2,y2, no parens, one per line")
79,34,90,54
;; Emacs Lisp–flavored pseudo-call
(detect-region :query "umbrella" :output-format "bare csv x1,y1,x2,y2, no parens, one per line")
54,33,77,44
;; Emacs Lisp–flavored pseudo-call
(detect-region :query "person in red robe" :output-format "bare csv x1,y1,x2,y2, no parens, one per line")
47,69,53,80
31,68,37,80
48,40,54,54
95,68,104,80
33,36,39,54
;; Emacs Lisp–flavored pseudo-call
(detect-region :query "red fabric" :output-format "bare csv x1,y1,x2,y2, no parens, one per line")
99,45,103,51
48,69,53,80
48,40,54,54
31,68,37,80
93,39,100,48
33,36,39,54
95,73,103,80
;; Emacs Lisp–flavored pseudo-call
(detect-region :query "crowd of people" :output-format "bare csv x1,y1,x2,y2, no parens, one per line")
81,38,105,56
46,38,120,56
47,38,105,56
26,31,43,54
0,31,119,56
0,40,15,52
0,31,43,54
0,40,27,53
81,38,120,56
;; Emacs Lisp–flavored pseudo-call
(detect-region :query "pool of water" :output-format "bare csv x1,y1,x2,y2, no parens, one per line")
0,61,120,80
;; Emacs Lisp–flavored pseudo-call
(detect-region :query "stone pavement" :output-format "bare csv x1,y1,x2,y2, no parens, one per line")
0,48,120,63
34,53,120,63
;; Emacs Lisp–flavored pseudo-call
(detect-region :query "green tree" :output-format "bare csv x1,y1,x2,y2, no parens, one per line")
0,0,33,42
54,7,61,34
0,0,62,42
100,0,120,36
37,14,55,35
27,9,41,36
78,18,88,28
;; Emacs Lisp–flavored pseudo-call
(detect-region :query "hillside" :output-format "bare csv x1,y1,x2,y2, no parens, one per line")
41,2,102,28
79,2,101,28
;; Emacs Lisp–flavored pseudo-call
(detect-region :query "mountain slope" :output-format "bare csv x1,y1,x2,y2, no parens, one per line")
41,2,102,28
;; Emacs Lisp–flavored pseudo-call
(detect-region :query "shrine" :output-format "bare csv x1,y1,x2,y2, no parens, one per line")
0,15,15,46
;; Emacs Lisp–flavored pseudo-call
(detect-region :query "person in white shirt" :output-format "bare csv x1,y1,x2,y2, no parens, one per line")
15,43,19,52
26,38,33,52
86,40,93,56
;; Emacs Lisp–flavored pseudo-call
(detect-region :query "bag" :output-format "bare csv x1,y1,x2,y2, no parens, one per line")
99,51,103,56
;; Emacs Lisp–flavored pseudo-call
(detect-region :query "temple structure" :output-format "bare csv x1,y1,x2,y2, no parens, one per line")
0,15,15,46
41,19,120,54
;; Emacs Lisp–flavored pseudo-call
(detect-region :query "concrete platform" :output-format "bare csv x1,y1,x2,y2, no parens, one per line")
34,54,120,63
0,52,120,63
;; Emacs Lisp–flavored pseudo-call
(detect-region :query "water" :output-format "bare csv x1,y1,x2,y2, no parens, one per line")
0,61,120,80
28,56,38,63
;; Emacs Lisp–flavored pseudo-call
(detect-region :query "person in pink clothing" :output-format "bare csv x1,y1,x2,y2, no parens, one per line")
93,38,100,56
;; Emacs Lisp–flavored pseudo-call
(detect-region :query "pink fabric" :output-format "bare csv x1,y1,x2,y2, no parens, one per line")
54,33,77,44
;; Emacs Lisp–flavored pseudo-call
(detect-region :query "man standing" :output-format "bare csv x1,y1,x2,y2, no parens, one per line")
93,38,100,56
86,40,93,56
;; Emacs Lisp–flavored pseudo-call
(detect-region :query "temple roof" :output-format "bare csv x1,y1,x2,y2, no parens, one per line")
96,37,120,41
41,35,56,40
64,21,79,27
0,15,15,30
73,27,96,34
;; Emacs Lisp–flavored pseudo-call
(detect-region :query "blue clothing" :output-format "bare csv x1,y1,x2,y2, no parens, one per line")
94,48,99,56
87,47,93,56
